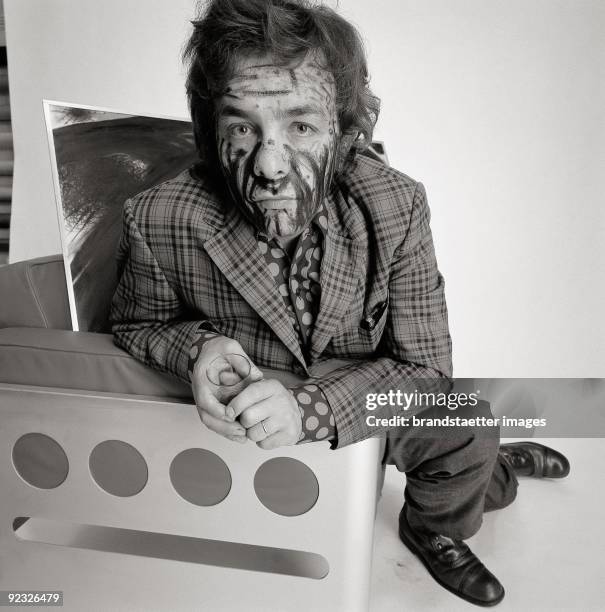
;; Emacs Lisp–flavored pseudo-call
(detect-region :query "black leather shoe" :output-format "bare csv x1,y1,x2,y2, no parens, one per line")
499,442,570,478
398,507,505,607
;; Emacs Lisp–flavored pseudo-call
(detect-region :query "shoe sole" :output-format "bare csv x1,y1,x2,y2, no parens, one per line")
398,524,505,608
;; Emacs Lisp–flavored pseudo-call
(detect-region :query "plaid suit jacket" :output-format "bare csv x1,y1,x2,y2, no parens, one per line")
110,155,452,448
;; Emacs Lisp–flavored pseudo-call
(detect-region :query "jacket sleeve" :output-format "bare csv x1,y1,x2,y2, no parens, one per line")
110,199,214,383
318,182,453,448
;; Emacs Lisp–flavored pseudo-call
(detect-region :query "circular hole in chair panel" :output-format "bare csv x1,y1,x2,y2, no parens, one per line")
89,440,148,497
254,457,319,516
12,433,69,489
170,448,232,506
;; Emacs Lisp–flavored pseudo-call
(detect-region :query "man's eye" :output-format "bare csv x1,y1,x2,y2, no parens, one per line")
292,123,315,136
229,125,254,138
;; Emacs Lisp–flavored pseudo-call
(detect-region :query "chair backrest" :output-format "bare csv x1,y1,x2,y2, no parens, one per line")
1,383,381,612
0,254,71,330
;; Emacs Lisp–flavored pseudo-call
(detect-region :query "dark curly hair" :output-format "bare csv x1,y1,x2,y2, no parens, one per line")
183,0,380,175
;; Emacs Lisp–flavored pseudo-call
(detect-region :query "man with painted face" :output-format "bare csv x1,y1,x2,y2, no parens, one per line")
218,51,338,243
111,0,570,607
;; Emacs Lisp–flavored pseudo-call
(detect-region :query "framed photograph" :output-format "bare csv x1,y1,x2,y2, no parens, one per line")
44,101,198,331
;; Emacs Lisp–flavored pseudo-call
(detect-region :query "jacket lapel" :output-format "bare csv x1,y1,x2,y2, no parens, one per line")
203,210,307,370
310,192,366,360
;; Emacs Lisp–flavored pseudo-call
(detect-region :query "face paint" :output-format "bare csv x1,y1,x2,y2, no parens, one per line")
216,52,339,240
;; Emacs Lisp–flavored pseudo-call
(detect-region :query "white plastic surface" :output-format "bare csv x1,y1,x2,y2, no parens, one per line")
0,383,380,612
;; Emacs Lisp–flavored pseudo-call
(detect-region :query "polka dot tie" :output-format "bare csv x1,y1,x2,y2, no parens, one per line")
258,211,326,357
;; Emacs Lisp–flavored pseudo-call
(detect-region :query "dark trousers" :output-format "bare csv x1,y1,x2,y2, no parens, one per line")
382,400,518,540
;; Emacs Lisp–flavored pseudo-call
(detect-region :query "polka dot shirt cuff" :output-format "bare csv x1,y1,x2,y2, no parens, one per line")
186,324,221,382
289,384,336,444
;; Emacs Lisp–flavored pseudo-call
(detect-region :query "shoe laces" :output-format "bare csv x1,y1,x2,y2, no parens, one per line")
500,446,531,469
429,534,469,565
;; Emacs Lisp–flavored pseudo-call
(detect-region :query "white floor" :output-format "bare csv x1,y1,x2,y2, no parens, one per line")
369,438,604,612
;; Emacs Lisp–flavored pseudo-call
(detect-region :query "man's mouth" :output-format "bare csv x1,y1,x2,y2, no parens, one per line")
254,198,297,211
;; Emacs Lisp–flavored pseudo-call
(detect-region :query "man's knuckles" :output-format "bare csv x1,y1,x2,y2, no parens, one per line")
197,337,243,366
199,409,244,437
257,437,277,450
239,408,262,429
257,432,296,450
246,424,265,442
229,379,279,414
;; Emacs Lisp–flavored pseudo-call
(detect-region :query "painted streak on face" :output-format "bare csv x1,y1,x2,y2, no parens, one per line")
216,53,339,240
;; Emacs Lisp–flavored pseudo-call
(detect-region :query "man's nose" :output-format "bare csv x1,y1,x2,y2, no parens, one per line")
253,139,289,180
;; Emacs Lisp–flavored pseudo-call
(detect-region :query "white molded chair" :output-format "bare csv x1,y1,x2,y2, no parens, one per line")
1,382,381,612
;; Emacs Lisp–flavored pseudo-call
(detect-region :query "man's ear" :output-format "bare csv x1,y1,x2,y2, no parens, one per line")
334,131,358,174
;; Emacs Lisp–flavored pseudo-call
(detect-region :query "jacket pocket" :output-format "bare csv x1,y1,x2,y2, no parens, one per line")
358,298,389,347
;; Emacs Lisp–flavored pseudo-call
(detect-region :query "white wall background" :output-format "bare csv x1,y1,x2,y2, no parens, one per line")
5,0,604,377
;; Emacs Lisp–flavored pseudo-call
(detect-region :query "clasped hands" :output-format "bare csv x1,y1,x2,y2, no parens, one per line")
191,336,302,449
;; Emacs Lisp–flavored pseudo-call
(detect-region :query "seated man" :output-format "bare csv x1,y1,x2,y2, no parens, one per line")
110,0,569,606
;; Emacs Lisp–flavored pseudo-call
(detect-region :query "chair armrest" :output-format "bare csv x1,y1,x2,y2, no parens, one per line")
0,328,192,398
0,255,71,330
0,327,311,399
